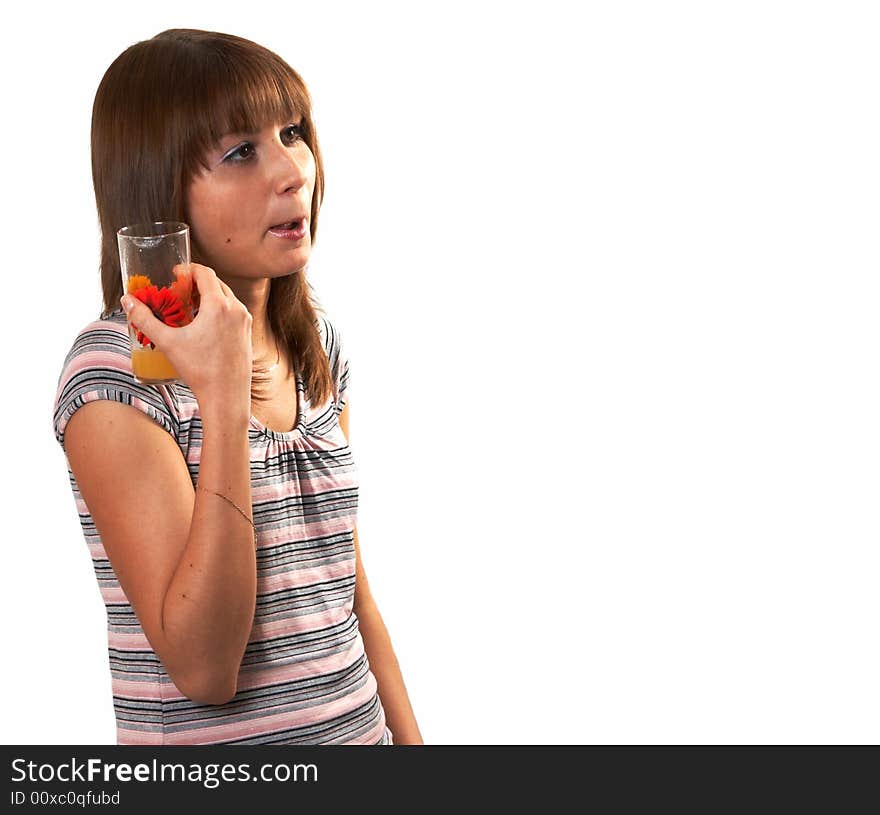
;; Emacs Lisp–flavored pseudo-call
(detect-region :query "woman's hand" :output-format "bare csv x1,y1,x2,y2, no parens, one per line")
121,263,253,408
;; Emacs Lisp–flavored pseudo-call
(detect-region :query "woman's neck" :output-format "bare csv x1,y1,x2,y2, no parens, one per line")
220,275,277,360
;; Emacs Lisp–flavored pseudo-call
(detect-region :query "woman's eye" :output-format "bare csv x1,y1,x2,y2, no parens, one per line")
283,124,303,143
222,125,303,164
225,143,255,162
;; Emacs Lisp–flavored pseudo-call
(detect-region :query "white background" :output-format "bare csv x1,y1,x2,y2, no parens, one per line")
1,0,878,744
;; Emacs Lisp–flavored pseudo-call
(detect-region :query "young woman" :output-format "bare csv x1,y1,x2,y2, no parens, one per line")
52,28,422,745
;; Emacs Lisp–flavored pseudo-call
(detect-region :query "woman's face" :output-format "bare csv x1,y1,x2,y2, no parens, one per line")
184,116,316,281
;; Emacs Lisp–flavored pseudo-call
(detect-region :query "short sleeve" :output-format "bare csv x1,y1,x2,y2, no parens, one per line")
319,315,351,415
52,316,180,450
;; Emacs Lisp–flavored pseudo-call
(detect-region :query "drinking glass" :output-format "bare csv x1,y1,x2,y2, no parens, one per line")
117,221,196,385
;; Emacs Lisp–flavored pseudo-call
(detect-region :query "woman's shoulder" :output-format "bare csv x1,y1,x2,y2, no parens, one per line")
62,308,131,363
53,308,180,449
313,310,350,410
55,307,137,384
315,311,347,362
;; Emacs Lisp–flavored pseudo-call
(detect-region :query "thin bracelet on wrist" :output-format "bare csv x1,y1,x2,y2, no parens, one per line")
196,483,257,545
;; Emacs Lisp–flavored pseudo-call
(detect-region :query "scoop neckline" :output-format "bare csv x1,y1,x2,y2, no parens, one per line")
248,372,308,441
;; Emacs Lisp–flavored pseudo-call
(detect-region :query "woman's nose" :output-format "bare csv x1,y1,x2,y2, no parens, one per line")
270,140,309,194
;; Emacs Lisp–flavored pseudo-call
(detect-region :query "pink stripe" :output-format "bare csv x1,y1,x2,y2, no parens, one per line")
117,727,164,745
257,517,356,548
107,630,153,650
252,471,357,501
161,674,382,745
258,559,352,592
250,606,348,639
112,678,165,698
102,586,129,604
117,705,386,746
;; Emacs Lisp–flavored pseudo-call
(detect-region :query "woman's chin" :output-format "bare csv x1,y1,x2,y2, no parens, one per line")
266,263,306,281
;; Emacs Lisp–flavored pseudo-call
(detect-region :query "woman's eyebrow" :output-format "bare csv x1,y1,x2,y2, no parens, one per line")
223,118,303,139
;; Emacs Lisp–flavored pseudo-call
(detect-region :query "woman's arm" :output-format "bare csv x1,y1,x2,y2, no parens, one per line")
64,275,258,705
65,398,256,704
353,528,424,745
339,404,424,744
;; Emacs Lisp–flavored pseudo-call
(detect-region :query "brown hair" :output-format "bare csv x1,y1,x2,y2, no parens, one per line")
91,28,333,405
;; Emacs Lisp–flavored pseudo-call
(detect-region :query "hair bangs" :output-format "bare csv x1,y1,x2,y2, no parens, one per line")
187,49,311,175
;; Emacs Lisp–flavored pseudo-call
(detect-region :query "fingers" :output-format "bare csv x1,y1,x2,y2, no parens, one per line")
120,293,171,348
190,263,236,300
119,263,240,348
190,262,226,300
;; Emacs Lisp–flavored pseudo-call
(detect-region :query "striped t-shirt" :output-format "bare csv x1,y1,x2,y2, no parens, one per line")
52,308,392,745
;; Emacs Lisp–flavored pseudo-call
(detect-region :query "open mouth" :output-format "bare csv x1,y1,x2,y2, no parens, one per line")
268,218,307,239
271,219,301,230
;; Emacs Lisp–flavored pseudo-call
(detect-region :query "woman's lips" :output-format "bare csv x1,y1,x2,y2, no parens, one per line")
267,218,307,241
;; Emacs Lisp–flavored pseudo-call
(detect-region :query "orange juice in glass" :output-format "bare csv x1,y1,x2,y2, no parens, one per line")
117,221,195,385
